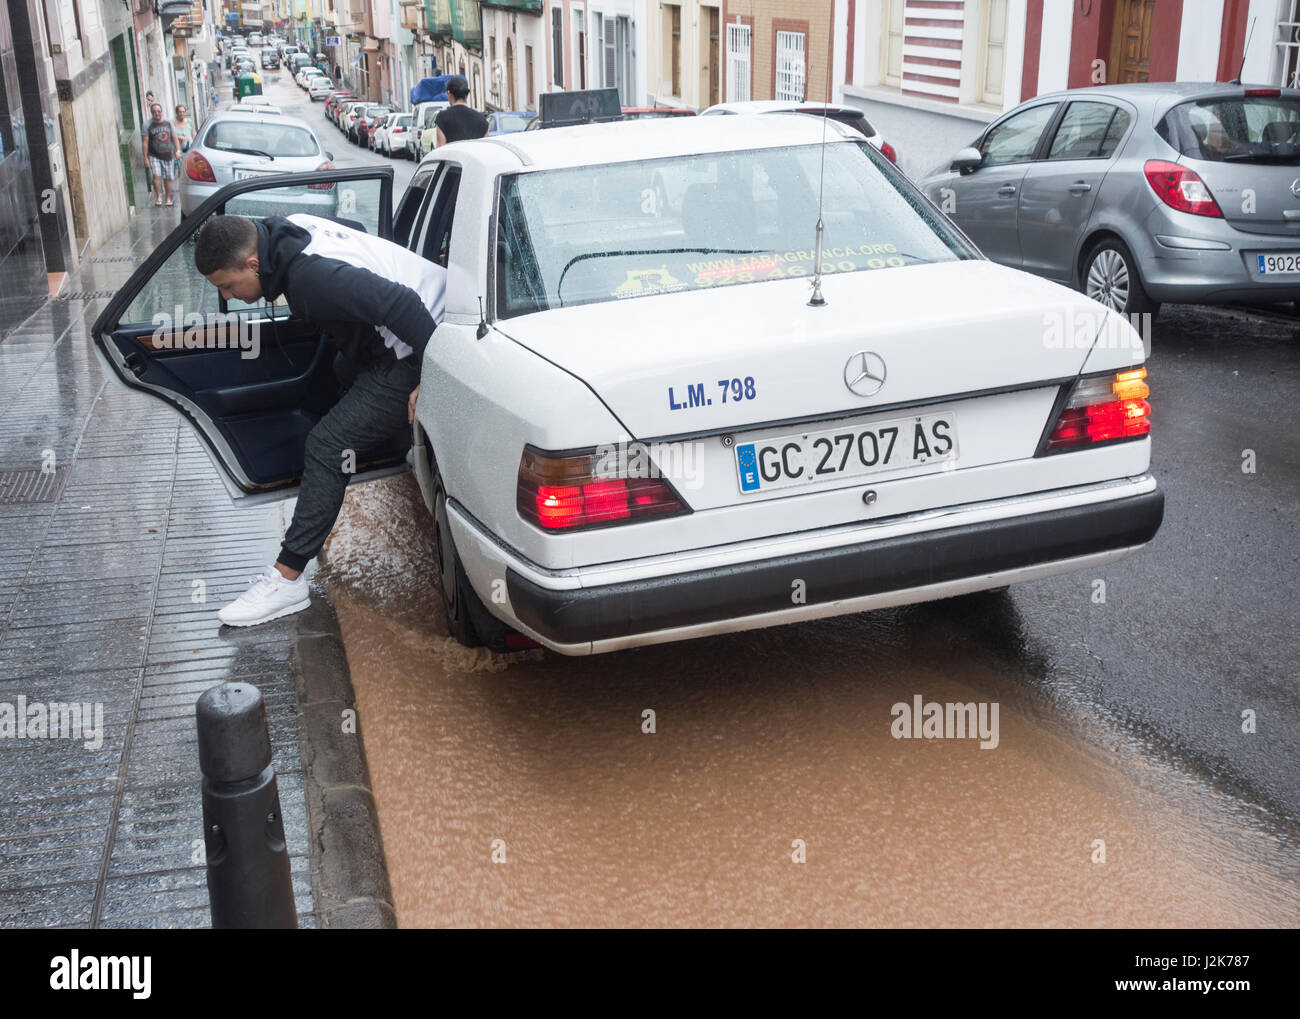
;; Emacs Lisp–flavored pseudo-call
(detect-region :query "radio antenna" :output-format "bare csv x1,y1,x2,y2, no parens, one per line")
1230,18,1256,85
808,24,835,307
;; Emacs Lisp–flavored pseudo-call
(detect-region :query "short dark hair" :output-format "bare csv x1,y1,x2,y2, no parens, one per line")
448,75,469,100
194,216,258,275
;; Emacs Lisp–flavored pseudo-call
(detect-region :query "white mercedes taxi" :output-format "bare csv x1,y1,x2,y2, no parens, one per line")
93,113,1162,655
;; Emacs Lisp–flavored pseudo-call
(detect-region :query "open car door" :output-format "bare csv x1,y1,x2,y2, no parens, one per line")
92,167,400,503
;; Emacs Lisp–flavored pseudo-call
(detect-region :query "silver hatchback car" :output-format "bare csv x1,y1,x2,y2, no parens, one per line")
178,108,337,218
919,83,1300,314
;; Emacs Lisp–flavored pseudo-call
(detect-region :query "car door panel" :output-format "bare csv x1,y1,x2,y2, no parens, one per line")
1019,101,1133,282
941,102,1060,268
92,167,398,498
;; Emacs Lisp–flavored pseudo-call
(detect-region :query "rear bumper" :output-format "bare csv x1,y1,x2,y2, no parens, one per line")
504,485,1163,647
1135,213,1300,303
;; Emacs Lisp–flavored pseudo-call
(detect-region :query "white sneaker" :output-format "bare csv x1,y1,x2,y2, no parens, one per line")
217,567,310,627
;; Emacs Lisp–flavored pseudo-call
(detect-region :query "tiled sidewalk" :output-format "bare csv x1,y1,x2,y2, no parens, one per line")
0,211,316,927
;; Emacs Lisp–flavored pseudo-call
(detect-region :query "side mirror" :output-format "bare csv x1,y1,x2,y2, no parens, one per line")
951,147,983,174
326,151,334,161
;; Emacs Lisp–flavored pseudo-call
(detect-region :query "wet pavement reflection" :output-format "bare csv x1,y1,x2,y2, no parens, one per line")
318,475,1300,928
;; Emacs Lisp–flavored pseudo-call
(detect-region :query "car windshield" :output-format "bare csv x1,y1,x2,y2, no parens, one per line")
204,120,319,157
495,141,971,318
1158,95,1300,163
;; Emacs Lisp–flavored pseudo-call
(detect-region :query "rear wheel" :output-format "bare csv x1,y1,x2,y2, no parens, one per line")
1081,237,1159,318
432,472,511,651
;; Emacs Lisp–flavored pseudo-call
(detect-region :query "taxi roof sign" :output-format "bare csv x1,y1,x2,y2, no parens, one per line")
538,87,622,129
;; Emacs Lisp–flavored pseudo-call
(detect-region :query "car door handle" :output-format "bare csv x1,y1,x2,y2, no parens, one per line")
1068,181,1092,193
997,185,1017,196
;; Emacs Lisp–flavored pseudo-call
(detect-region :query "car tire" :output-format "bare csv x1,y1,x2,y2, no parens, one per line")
432,471,510,652
1081,237,1159,318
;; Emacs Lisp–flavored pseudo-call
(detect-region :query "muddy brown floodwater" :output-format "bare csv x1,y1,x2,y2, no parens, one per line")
317,475,1300,928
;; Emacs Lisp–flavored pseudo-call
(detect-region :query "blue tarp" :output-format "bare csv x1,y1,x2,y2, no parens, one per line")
410,75,450,105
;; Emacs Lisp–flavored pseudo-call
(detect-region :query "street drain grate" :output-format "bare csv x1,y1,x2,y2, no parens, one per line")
53,291,116,301
0,467,70,504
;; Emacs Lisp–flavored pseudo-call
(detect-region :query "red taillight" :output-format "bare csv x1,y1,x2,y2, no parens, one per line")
517,447,688,530
1143,159,1222,217
186,151,216,183
308,161,334,190
1244,88,1281,97
1044,367,1151,452
880,139,898,163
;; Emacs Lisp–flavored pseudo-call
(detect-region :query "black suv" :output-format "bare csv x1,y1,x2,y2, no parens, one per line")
260,49,279,69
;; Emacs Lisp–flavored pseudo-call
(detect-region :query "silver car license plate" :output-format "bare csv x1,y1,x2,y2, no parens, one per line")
233,166,276,181
1256,253,1300,276
735,412,958,495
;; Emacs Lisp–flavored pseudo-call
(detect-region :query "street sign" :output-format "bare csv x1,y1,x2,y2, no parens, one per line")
326,36,340,46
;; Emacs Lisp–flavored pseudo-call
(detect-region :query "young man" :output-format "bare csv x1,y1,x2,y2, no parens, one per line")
144,103,180,207
434,75,489,146
193,214,446,626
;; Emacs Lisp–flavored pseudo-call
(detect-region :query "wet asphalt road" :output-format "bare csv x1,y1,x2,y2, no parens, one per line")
315,301,1299,927
265,73,1300,924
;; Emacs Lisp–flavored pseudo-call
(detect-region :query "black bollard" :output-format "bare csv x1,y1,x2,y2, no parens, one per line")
196,682,298,929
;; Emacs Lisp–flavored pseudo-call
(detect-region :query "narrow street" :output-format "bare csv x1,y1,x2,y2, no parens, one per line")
267,51,1300,926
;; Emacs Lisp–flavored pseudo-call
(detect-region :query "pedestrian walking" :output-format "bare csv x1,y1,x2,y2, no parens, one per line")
434,75,488,147
144,103,179,207
172,104,193,179
193,214,446,626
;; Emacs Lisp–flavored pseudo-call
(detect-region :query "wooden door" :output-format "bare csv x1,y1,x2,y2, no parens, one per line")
1110,0,1155,83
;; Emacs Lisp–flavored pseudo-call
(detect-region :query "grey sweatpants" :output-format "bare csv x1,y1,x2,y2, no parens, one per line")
278,351,421,571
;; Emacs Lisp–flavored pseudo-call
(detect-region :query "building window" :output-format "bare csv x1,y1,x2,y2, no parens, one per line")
490,35,498,105
980,0,1009,105
526,44,535,107
665,5,681,96
1279,2,1300,86
552,7,564,88
882,0,904,88
574,9,586,89
726,23,750,102
774,30,804,102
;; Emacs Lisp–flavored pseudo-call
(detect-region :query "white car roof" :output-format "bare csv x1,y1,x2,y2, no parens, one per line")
471,112,857,171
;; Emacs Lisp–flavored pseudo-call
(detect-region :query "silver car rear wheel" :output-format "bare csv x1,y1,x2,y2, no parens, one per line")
1086,249,1129,311
1082,237,1157,317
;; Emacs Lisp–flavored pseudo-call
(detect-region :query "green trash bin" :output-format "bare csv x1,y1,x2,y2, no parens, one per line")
234,72,263,100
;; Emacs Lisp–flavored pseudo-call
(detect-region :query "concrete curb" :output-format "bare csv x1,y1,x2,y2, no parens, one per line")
290,594,397,929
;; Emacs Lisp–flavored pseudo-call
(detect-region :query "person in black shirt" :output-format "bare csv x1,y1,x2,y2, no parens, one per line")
434,75,489,146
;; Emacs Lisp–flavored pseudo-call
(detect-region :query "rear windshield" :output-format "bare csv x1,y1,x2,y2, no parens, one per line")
495,141,971,318
204,120,319,157
394,115,412,127
1157,95,1300,163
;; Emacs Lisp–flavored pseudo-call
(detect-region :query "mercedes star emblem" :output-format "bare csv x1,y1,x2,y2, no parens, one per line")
844,351,887,397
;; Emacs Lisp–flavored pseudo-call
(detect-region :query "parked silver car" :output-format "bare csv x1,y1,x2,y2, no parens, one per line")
178,109,337,218
919,83,1300,314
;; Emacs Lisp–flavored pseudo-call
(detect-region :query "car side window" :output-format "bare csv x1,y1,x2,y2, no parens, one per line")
980,103,1058,166
394,165,441,251
417,166,461,268
1047,102,1129,160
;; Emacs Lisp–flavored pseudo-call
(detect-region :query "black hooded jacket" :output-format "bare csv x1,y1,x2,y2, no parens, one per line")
255,215,440,379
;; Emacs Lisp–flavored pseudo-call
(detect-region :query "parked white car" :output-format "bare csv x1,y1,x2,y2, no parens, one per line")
307,77,334,102
93,115,1162,655
701,100,900,164
375,112,412,156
